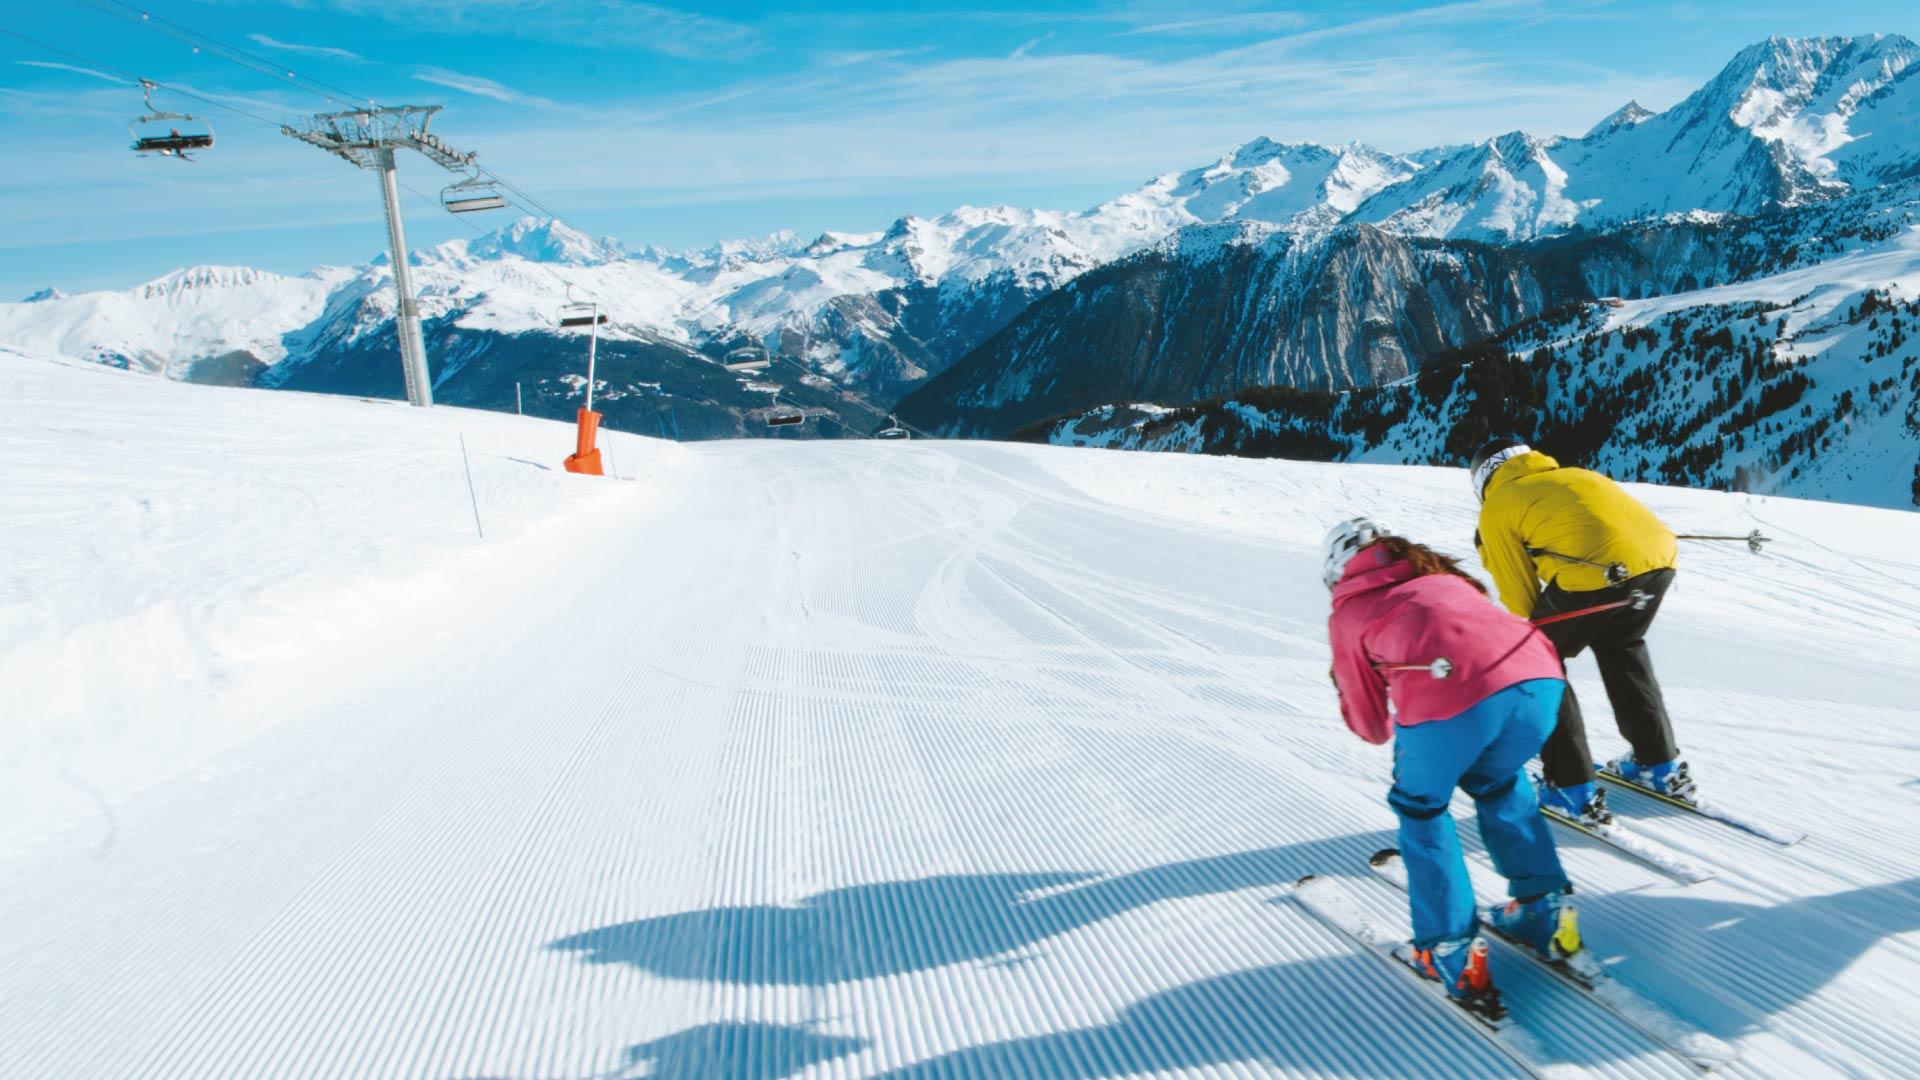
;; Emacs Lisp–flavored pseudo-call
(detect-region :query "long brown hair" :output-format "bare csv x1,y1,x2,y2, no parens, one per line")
1369,535,1489,596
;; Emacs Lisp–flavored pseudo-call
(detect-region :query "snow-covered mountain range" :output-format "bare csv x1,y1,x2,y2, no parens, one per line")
0,135,1416,401
1350,35,1920,240
4,34,1919,485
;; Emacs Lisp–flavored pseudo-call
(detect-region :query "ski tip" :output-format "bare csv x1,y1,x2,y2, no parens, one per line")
1368,847,1401,866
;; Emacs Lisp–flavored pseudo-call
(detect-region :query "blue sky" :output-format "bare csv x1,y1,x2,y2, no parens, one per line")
2,0,1917,298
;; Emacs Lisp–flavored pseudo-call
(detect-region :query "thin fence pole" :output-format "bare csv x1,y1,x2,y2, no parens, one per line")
459,434,484,540
515,382,522,415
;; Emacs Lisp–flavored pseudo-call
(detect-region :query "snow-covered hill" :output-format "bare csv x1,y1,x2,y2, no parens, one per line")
3,350,1917,1077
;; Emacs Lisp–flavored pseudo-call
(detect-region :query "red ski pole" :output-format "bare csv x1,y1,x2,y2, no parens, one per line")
1531,589,1653,628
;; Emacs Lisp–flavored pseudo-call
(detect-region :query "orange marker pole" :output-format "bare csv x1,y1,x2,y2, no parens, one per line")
563,407,604,475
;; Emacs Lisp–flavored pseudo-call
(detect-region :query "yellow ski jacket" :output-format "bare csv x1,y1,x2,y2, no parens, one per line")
1474,451,1677,617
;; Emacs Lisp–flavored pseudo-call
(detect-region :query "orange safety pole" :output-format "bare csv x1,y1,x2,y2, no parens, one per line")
563,407,604,475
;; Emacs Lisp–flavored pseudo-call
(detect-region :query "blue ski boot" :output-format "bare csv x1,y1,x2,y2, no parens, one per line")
1410,935,1504,1017
1489,890,1583,961
1608,754,1698,803
1538,780,1613,828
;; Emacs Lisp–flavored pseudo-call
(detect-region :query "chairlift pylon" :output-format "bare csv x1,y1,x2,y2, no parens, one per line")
130,79,214,160
441,169,508,214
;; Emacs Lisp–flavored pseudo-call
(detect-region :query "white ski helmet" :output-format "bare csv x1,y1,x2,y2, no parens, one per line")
1322,516,1389,589
1469,436,1532,503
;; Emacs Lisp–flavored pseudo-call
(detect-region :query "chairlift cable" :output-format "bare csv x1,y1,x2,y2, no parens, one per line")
4,27,492,235
65,0,588,232
0,24,141,82
68,0,372,111
1,25,281,127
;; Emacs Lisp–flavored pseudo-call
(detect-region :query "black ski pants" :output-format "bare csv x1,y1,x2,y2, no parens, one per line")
1533,568,1681,788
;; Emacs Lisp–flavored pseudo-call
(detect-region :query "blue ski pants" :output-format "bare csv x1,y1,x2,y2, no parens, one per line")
1389,678,1571,947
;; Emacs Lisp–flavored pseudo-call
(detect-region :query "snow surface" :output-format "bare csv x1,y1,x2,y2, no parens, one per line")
3,350,1919,1078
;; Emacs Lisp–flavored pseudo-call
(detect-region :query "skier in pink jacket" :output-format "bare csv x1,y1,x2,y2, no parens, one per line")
1323,517,1579,1016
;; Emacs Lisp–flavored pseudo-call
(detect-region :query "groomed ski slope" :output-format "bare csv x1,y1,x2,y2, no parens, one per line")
3,349,1918,1079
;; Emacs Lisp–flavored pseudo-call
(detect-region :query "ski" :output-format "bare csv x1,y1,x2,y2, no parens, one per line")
1596,766,1806,846
1289,874,1560,1078
1535,798,1715,884
1368,848,1738,1072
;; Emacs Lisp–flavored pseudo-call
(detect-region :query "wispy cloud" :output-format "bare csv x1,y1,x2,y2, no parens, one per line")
414,66,556,108
313,0,761,59
465,0,1697,219
1117,11,1312,38
16,60,126,85
247,33,367,64
815,48,930,68
1009,34,1052,60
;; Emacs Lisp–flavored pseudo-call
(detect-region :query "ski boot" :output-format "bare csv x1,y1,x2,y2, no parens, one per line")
1489,889,1583,962
1607,754,1698,803
1410,935,1505,1018
1538,780,1614,828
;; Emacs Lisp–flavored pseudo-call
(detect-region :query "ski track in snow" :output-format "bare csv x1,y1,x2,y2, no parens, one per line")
2,352,1918,1078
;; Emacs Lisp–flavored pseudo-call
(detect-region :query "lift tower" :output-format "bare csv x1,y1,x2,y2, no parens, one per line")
282,106,482,408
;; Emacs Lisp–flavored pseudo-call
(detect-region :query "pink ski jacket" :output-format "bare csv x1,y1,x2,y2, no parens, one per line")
1328,544,1564,745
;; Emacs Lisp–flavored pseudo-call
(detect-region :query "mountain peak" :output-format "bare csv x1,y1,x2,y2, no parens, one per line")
1700,34,1919,130
1586,100,1655,138
21,286,66,303
1227,137,1338,169
467,217,621,266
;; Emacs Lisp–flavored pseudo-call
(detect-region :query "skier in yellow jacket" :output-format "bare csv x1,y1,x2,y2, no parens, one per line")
1469,436,1696,828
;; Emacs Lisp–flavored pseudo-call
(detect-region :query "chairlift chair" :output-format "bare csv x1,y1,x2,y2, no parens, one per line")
761,387,805,428
558,295,608,328
130,79,214,160
875,415,911,440
724,344,771,373
441,170,508,214
557,282,608,411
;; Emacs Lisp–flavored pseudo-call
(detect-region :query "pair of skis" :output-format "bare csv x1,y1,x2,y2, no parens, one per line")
1594,764,1807,847
1533,766,1804,885
1294,849,1738,1074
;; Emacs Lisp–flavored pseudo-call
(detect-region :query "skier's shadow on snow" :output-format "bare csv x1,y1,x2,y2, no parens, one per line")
868,877,1920,1079
546,832,1392,986
1583,875,1920,1038
618,1021,866,1080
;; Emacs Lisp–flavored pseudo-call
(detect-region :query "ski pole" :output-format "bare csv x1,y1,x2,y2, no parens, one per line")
1527,545,1630,585
1531,589,1653,628
1675,528,1771,554
1372,657,1454,679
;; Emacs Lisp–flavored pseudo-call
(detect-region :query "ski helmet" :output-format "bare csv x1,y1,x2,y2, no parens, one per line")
1322,516,1389,590
1468,436,1531,503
